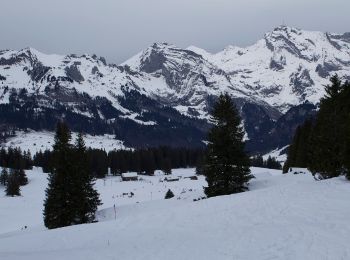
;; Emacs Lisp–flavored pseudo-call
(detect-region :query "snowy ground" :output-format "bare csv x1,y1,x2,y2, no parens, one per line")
0,168,206,234
1,167,350,259
263,145,288,164
1,131,129,154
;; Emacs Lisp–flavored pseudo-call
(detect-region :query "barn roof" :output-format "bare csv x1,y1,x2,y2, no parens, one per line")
122,172,138,178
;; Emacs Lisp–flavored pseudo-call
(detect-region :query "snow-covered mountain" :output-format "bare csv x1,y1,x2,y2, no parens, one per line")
0,26,348,152
124,25,350,115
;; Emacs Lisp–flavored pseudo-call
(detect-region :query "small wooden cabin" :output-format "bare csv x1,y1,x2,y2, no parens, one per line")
288,168,309,175
185,176,198,180
164,176,180,182
121,172,138,181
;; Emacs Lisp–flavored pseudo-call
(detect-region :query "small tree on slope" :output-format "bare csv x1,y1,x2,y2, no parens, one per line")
203,94,253,197
6,172,20,196
165,189,175,199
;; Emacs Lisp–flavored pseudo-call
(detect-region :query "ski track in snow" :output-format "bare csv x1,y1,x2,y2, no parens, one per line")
0,167,349,259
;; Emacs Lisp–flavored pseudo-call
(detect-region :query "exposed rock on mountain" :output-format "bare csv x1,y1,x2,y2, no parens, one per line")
0,26,348,152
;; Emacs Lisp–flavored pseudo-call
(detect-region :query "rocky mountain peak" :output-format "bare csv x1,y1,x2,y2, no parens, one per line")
0,26,348,152
1,26,350,121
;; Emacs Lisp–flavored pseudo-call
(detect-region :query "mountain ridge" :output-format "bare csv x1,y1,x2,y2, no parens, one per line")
0,26,347,152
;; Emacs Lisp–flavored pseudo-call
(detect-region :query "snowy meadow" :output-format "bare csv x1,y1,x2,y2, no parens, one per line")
1,167,349,259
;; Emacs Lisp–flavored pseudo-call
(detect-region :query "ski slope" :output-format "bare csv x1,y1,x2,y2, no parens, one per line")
0,167,350,259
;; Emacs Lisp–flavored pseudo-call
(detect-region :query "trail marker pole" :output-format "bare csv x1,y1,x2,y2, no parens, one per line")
113,204,116,220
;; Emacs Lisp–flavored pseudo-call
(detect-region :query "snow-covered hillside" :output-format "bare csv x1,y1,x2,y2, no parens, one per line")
263,145,288,163
2,131,128,154
1,167,350,259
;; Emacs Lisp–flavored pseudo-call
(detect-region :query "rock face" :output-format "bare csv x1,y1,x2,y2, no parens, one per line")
0,26,348,152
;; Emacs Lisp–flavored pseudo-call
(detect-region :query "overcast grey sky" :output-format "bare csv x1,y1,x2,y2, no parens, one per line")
0,0,349,63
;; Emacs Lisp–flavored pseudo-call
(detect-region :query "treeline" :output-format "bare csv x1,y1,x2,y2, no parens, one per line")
250,155,282,170
108,147,204,176
34,147,205,178
0,126,16,143
284,75,350,179
0,146,31,197
0,147,32,170
0,143,282,179
0,167,28,196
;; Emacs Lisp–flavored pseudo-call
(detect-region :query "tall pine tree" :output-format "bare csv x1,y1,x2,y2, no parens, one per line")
6,172,20,196
72,133,101,224
203,94,253,197
283,119,313,173
285,75,350,179
43,121,75,229
309,75,346,178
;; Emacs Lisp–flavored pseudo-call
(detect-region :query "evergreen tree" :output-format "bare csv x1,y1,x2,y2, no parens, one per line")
345,116,350,180
325,74,342,99
87,149,108,178
165,189,174,199
264,156,282,170
309,75,347,178
0,168,8,186
250,155,264,167
203,94,253,197
285,76,350,179
0,147,33,170
16,168,28,186
43,121,75,229
6,172,20,196
72,133,101,224
283,120,313,173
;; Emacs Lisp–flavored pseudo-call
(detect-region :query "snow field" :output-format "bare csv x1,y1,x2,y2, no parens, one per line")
2,131,128,154
0,167,350,259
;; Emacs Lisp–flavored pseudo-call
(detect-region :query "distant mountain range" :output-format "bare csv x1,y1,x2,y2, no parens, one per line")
1,26,349,153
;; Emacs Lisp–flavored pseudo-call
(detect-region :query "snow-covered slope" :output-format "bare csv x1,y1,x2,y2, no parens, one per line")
0,167,206,234
263,145,288,163
2,131,128,154
1,167,350,259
